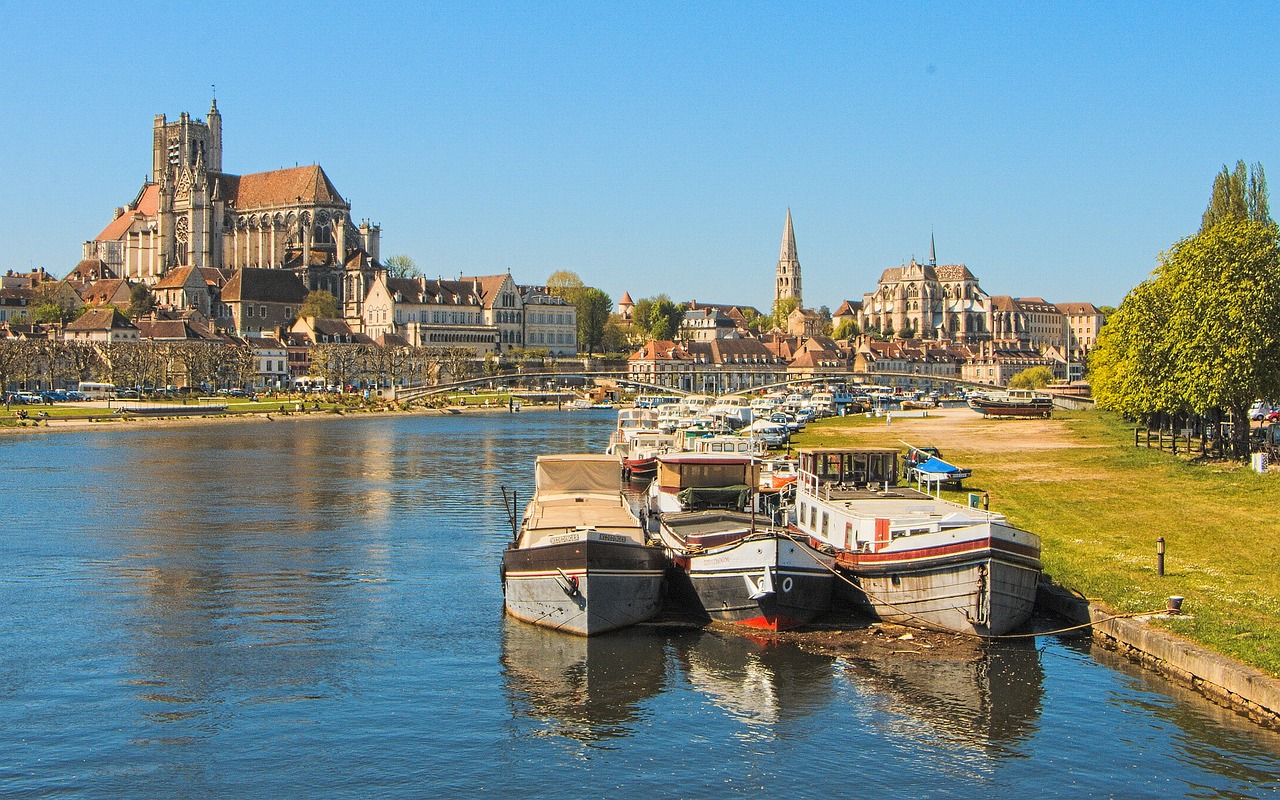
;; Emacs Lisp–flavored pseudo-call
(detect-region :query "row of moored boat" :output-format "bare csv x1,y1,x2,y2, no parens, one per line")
501,406,1043,638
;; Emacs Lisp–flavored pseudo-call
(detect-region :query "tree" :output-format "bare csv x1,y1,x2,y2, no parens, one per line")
546,270,586,299
601,317,629,354
31,302,68,324
1008,365,1056,389
576,288,612,355
1091,219,1280,459
832,318,859,340
771,297,800,330
1202,160,1271,231
815,305,834,336
299,290,339,320
127,283,155,319
385,254,422,279
648,298,680,341
1166,220,1280,458
629,297,654,336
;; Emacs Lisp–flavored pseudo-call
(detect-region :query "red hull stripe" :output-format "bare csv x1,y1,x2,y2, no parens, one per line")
837,537,1039,566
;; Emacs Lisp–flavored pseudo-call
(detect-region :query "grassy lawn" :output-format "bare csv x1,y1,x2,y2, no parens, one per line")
791,409,1280,677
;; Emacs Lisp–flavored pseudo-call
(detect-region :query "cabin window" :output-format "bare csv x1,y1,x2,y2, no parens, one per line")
821,512,829,535
810,506,817,528
799,501,806,522
845,522,854,551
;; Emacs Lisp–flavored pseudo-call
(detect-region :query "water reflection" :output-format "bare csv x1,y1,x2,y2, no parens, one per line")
675,630,837,732
500,617,670,741
840,640,1044,754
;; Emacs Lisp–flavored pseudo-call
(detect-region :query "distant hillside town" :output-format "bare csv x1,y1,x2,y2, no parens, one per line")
0,100,1103,394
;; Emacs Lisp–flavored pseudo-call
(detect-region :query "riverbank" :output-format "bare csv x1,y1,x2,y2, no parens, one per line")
0,397,568,435
791,407,1280,686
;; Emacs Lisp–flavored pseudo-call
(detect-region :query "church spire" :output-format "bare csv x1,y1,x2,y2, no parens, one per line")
930,229,936,266
779,208,797,263
774,208,802,309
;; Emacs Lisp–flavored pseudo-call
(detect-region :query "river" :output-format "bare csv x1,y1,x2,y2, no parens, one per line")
1,412,1278,798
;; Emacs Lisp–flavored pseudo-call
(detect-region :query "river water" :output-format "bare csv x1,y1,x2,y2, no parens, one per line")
1,412,1278,799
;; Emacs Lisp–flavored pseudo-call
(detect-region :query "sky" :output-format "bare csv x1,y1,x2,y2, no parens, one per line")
3,2,1279,311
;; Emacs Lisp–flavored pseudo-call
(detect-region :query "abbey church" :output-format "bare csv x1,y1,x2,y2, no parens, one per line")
82,100,383,319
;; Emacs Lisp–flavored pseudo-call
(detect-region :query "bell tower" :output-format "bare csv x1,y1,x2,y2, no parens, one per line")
774,208,802,309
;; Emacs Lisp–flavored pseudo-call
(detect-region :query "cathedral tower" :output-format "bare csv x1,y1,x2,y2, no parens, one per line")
774,208,802,309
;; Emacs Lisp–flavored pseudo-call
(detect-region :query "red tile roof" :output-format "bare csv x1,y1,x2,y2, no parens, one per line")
222,165,345,209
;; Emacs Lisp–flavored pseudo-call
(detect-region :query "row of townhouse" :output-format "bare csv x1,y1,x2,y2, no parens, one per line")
9,261,580,359
628,332,1068,392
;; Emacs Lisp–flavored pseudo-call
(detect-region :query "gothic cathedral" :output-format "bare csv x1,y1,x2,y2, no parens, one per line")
83,100,383,319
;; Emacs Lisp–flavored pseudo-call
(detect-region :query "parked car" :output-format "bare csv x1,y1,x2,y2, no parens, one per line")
1251,401,1275,421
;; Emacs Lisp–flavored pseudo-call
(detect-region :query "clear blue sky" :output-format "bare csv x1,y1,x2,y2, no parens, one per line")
3,2,1278,311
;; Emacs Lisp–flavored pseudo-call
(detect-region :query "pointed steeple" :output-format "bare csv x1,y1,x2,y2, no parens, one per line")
775,208,802,308
930,229,936,266
779,208,797,262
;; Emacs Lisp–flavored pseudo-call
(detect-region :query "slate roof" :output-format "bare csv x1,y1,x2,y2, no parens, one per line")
220,268,308,304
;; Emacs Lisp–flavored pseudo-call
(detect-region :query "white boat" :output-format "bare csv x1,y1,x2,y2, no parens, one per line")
658,510,834,631
616,430,678,479
501,455,667,636
792,447,1041,636
684,433,768,457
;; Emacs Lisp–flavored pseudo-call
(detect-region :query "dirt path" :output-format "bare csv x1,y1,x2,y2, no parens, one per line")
813,406,1090,456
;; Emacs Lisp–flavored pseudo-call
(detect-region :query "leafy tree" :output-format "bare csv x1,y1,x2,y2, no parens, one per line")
546,270,586,299
300,290,339,320
1008,365,1056,389
1091,219,1280,458
1202,160,1270,230
815,305,834,336
832,318,859,340
771,296,800,330
127,283,155,319
576,287,612,354
31,302,67,324
601,317,629,354
740,308,763,335
1166,219,1280,457
385,254,422,279
648,298,680,341
629,297,654,335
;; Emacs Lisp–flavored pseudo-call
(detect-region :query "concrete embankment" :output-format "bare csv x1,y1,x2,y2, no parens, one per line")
1038,584,1280,728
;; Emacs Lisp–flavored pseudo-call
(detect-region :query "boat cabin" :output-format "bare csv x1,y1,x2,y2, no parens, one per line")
798,448,899,495
649,453,760,514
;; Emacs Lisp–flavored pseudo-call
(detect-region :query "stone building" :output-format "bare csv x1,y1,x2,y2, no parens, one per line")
82,100,382,320
361,274,496,355
217,268,308,336
520,286,577,356
681,306,740,341
858,257,991,342
1056,302,1106,354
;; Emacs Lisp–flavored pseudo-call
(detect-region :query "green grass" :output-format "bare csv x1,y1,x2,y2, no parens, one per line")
792,410,1280,676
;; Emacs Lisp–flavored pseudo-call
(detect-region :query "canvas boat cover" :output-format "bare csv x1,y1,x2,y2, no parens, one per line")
523,455,644,543
535,454,622,495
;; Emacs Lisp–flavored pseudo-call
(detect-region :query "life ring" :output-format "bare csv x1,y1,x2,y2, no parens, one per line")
781,576,794,593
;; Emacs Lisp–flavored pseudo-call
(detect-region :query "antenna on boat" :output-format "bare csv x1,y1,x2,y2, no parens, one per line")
499,486,519,541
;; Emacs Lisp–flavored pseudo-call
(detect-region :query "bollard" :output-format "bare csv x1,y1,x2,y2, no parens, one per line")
1157,536,1165,577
